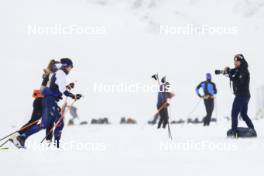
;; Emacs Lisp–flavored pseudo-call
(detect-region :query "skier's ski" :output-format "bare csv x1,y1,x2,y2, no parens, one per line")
0,132,17,143
0,147,9,150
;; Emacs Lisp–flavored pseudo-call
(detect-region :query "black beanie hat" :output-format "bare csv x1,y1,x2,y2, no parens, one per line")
234,54,244,62
234,54,248,68
60,58,73,68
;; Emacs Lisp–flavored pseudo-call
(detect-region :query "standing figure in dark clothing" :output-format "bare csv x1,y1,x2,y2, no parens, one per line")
196,73,217,126
157,81,175,129
11,60,76,143
12,58,82,148
14,60,60,142
225,54,255,136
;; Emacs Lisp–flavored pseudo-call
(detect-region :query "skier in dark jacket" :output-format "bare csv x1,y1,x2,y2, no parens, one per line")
17,60,60,142
225,54,255,136
196,73,217,126
12,58,82,148
157,81,174,129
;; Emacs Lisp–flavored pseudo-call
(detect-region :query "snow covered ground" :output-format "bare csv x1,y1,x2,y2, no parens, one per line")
1,0,264,175
1,121,264,176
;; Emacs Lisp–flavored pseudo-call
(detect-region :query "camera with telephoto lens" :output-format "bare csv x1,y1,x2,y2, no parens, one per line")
215,67,230,75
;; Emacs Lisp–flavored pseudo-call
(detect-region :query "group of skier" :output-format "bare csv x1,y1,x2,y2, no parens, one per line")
154,54,257,138
2,53,258,149
9,58,82,148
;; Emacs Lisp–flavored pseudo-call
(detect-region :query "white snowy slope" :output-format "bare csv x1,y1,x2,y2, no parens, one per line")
1,121,264,176
0,0,264,176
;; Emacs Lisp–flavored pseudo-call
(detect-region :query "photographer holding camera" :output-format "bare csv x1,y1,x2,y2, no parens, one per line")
216,54,256,137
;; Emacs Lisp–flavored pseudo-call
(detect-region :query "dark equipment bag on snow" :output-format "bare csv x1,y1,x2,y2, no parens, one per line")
227,127,257,138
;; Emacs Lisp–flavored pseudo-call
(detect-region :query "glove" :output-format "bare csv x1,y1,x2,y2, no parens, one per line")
224,67,230,74
203,95,211,99
66,83,75,90
75,94,82,100
64,90,82,100
70,94,82,100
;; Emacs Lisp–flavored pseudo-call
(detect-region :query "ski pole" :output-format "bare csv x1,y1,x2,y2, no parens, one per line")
40,98,77,143
40,98,69,143
0,119,40,143
155,100,174,140
214,97,218,122
168,122,172,140
141,100,172,129
167,106,173,140
0,139,10,148
154,101,168,116
186,99,202,118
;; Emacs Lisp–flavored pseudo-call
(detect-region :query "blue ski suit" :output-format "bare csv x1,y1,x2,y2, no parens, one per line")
20,69,74,142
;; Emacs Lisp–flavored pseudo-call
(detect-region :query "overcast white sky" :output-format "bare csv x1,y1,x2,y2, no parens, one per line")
0,0,264,126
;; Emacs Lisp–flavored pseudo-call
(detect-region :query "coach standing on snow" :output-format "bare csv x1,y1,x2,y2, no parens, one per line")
196,73,217,126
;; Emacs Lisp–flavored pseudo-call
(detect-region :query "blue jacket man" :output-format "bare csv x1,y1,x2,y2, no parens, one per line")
196,73,217,126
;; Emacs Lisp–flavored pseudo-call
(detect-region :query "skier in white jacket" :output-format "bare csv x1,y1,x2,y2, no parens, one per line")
11,58,82,148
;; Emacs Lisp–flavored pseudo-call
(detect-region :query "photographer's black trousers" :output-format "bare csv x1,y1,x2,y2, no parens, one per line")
203,99,214,126
231,96,255,132
157,107,169,129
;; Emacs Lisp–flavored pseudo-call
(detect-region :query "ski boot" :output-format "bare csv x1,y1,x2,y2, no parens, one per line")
227,130,238,138
9,132,19,142
9,136,26,149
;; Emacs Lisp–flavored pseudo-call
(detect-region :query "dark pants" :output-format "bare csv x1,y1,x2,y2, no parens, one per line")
19,98,54,140
157,107,169,129
20,96,64,141
231,96,255,131
203,99,214,126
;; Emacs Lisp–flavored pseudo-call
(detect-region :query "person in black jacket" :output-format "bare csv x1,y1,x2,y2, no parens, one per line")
13,58,82,148
17,60,60,142
157,81,175,129
15,60,75,142
225,54,255,136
